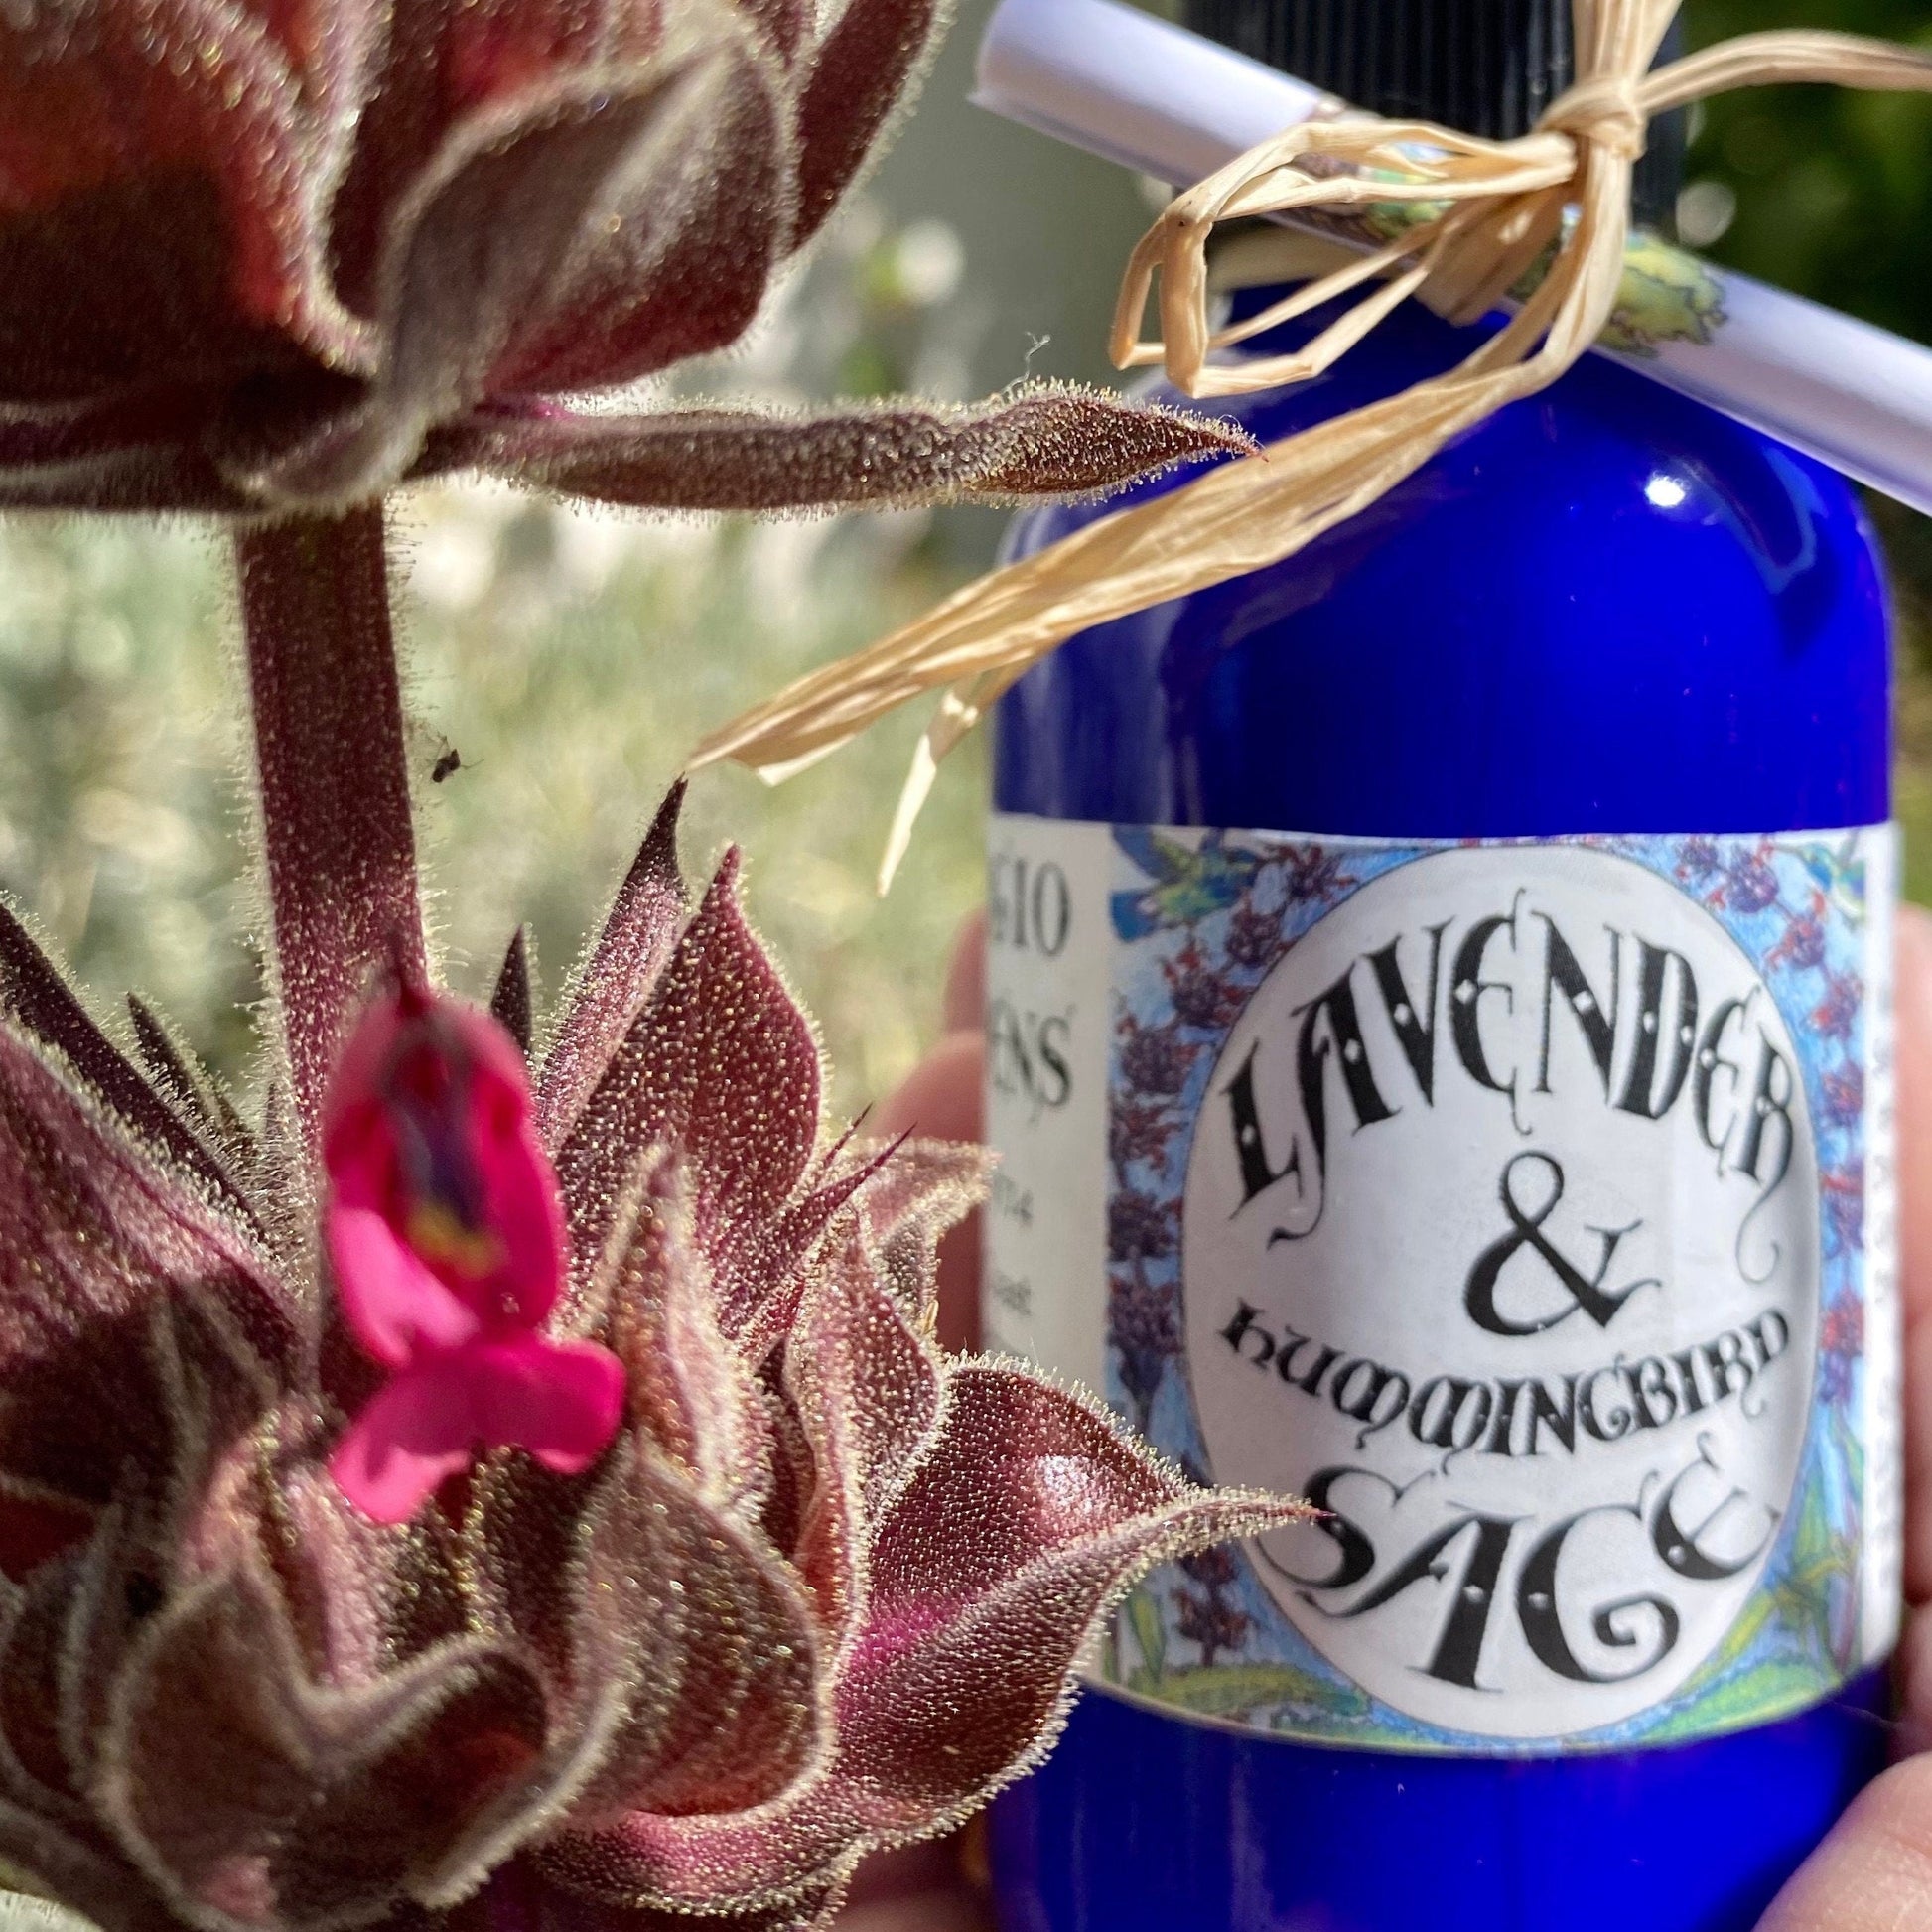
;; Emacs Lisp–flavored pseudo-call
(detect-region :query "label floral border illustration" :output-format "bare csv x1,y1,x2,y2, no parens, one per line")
1101,826,1880,1753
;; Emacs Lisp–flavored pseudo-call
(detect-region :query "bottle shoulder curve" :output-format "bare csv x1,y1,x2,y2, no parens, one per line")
994,310,1889,834
1012,335,1884,641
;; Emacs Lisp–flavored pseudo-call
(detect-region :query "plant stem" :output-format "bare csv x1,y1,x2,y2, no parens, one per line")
236,507,424,1166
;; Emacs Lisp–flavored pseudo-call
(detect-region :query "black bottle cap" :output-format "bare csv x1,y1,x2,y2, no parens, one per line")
1183,0,1684,229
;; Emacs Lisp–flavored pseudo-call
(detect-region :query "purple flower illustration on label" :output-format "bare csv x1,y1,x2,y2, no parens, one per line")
984,815,1899,1754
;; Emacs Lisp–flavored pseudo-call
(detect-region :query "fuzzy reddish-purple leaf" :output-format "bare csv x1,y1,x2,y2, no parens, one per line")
328,1484,474,1671
406,1487,631,1909
550,1436,823,1827
837,1136,991,1334
244,0,385,176
780,1237,941,1628
464,1854,834,1932
536,782,687,1150
0,446,252,514
238,58,731,506
841,1138,991,1253
483,37,790,397
151,1298,286,1564
789,0,944,247
0,900,247,1217
839,1369,1301,1819
183,1445,453,1695
602,1166,770,1518
490,929,535,1061
63,1497,168,1793
99,1559,550,1932
0,1793,167,1932
734,0,811,65
724,1131,990,1367
0,393,260,514
323,0,665,315
127,997,257,1178
462,1440,818,1876
555,852,821,1336
177,1452,591,1916
755,1373,814,1571
737,1160,892,1367
462,1457,603,1693
0,1546,90,1814
0,1479,99,1589
0,1027,295,1518
124,998,202,1113
435,390,1256,513
544,1366,1302,1913
58,1309,282,1791
0,0,365,405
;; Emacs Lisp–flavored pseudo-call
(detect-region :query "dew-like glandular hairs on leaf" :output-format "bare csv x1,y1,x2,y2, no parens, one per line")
0,777,1310,1932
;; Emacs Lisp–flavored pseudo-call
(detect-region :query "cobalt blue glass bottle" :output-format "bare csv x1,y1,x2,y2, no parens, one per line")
978,5,1900,1931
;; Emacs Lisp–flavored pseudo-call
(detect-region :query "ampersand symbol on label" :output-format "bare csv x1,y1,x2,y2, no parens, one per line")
1463,1151,1659,1337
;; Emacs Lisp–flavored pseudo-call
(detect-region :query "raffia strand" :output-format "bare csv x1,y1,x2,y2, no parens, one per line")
690,0,1932,889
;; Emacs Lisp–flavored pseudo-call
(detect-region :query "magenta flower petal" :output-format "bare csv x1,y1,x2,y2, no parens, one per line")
324,985,620,1523
323,986,569,1341
467,1336,627,1474
324,1202,482,1367
329,1371,478,1526
332,1338,624,1523
468,1084,569,1334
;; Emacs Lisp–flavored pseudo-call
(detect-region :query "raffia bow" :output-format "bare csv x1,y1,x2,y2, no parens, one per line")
692,0,1932,887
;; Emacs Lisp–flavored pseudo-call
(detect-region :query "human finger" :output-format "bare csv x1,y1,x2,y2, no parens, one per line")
836,1889,991,1932
1755,1742,1932,1929
943,907,988,1033
1894,905,1932,1601
841,1842,974,1914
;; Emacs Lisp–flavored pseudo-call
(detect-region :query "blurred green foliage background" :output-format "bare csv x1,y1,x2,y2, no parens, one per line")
1686,0,1932,345
1684,0,1932,897
2,0,1931,1116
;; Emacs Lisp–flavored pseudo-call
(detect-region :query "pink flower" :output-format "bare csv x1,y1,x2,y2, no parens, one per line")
0,788,1305,1932
324,984,623,1522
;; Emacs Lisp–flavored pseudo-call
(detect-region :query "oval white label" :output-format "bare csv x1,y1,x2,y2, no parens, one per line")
1181,845,1820,1738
